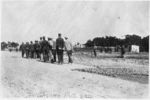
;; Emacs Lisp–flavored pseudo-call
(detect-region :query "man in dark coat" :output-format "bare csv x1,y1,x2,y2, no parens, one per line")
64,37,73,63
19,42,26,58
34,40,40,58
52,39,57,62
56,33,64,65
25,42,30,58
41,36,50,62
39,37,43,61
30,41,35,58
48,37,53,62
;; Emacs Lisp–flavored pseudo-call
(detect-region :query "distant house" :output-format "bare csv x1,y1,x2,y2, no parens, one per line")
110,47,116,52
126,45,140,52
74,44,80,48
74,44,86,48
130,45,140,52
80,44,86,48
115,45,121,52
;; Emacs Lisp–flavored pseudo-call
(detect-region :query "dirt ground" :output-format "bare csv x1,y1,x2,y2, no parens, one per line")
0,51,149,98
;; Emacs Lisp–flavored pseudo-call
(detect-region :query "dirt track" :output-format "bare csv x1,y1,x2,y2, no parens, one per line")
0,51,148,98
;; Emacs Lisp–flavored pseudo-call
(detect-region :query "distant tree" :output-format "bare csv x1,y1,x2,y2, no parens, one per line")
85,34,148,52
105,36,120,46
11,42,19,48
118,38,126,46
140,36,149,52
85,39,94,47
125,34,141,45
93,36,121,47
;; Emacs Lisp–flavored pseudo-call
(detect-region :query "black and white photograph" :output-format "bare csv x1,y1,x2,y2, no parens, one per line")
0,0,149,99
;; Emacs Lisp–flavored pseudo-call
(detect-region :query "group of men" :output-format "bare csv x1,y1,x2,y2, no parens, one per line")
19,33,73,64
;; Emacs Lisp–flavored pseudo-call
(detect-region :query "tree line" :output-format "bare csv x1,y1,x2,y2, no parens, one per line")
85,34,149,52
1,42,19,50
1,34,149,52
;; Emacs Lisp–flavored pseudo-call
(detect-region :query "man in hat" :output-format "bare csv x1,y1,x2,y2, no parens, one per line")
30,41,35,58
34,40,40,58
25,42,30,58
39,37,43,61
48,37,53,62
52,38,57,62
19,42,26,58
64,37,73,63
41,36,50,62
56,33,65,65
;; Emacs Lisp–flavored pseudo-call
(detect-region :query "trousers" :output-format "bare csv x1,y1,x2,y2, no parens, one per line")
52,49,56,62
67,50,73,63
57,49,64,64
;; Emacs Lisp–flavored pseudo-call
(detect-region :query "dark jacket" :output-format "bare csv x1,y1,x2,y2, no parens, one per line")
25,44,30,50
56,37,64,50
41,40,50,51
19,44,25,51
34,43,40,51
30,44,35,51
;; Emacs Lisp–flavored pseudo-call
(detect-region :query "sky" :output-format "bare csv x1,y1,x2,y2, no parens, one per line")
1,0,149,44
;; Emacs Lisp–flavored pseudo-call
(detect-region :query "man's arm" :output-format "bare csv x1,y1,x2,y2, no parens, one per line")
56,39,58,47
64,41,67,51
62,39,65,50
19,45,22,51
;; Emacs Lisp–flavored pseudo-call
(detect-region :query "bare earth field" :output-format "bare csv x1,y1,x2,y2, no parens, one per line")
0,51,149,98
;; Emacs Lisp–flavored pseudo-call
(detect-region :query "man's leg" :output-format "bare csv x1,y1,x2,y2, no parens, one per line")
57,50,60,64
42,51,45,62
45,50,48,62
67,51,70,63
32,51,34,58
33,51,35,58
26,51,28,58
52,49,56,62
31,51,33,58
23,50,25,57
26,50,29,58
36,51,38,58
61,50,64,64
54,50,56,62
22,51,23,57
28,51,30,58
45,50,49,62
58,54,60,64
40,51,43,61
49,50,53,62
35,51,37,58
40,51,42,61
70,52,73,63
68,51,72,63
47,50,50,61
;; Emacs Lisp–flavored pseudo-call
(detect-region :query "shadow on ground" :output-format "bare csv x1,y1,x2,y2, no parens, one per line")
72,68,149,84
